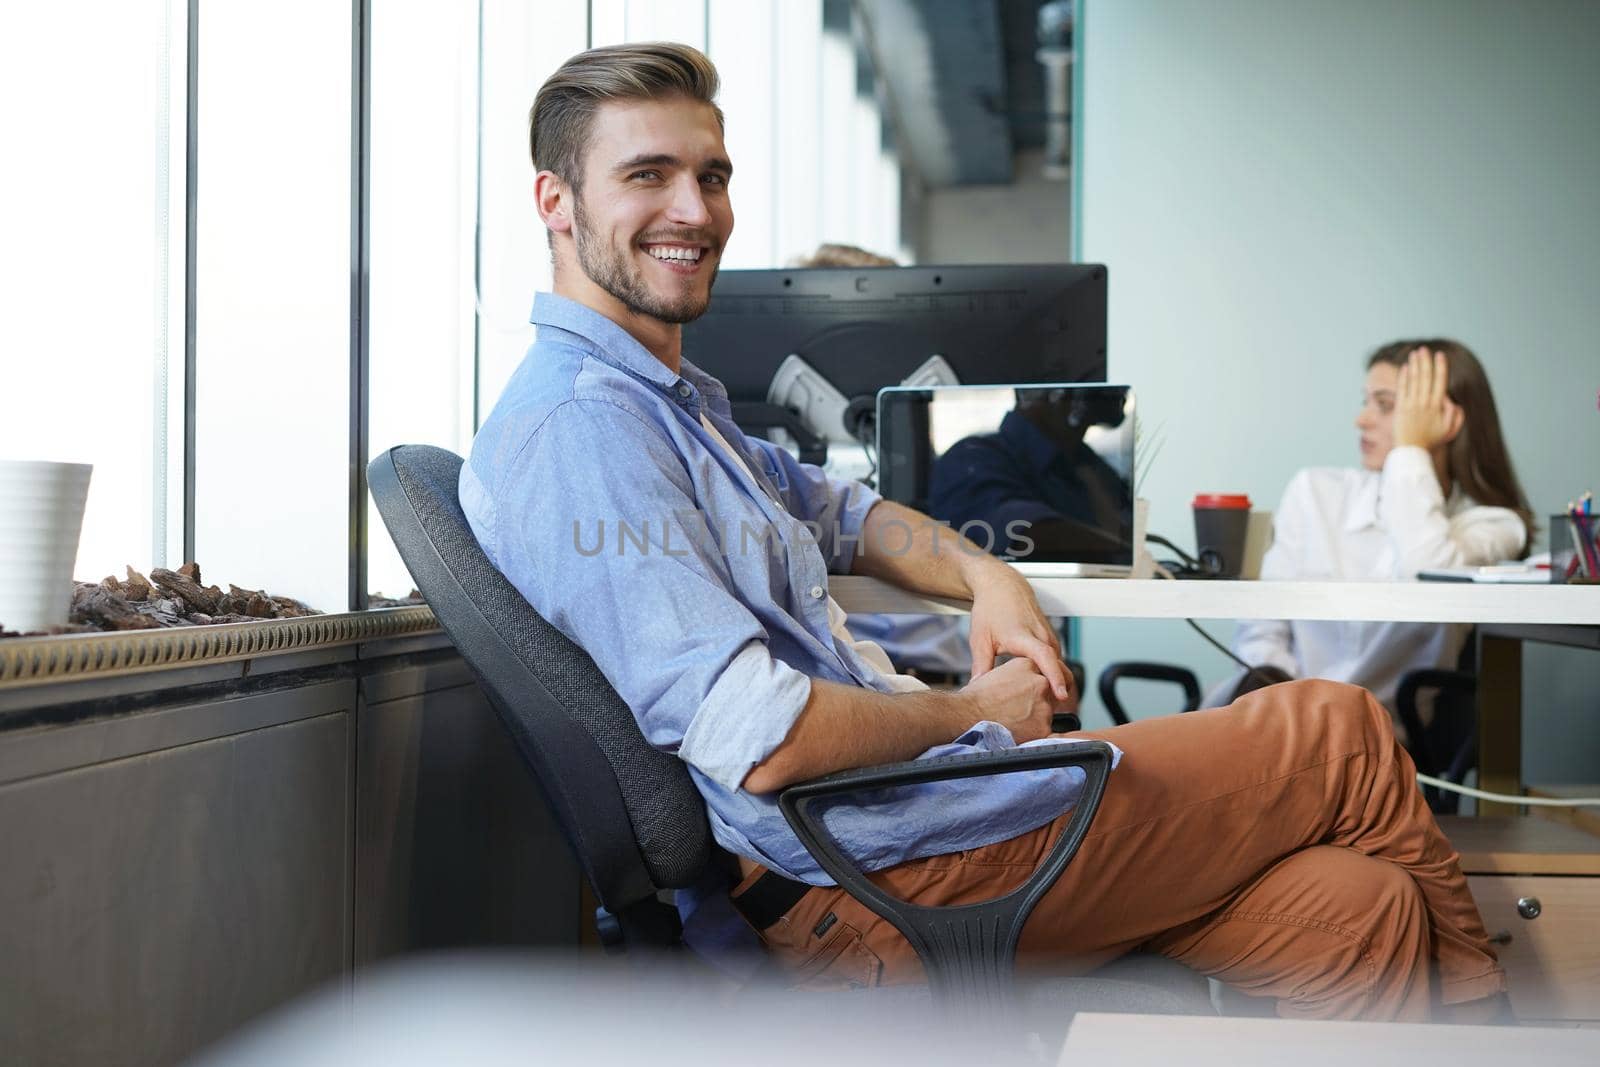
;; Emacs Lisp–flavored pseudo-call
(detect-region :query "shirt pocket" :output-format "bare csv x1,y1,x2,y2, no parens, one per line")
758,452,790,494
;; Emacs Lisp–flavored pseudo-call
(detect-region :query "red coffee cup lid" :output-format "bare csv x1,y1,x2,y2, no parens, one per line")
1192,493,1251,509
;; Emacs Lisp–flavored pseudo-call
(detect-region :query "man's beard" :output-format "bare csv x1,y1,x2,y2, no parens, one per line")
573,200,718,325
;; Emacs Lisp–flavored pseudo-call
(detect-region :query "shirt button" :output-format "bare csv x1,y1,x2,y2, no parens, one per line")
809,585,824,600
676,382,692,397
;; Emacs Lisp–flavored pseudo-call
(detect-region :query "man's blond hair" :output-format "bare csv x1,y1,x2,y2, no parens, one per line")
530,42,724,190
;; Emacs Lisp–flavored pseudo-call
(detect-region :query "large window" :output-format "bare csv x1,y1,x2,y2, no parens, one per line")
1,0,181,582
192,1,352,612
6,1,910,614
365,1,480,603
473,0,589,424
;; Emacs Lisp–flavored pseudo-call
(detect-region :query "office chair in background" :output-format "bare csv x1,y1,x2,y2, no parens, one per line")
1394,637,1479,815
367,444,1214,1022
1097,662,1204,726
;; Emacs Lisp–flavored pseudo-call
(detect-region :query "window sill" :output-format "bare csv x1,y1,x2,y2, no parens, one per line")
0,606,440,692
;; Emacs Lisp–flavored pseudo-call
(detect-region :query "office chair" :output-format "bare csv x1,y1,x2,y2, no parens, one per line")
1394,635,1478,815
1097,662,1203,726
367,444,1213,1020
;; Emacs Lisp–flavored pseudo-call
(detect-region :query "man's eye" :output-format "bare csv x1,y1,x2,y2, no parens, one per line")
630,170,662,181
701,173,727,187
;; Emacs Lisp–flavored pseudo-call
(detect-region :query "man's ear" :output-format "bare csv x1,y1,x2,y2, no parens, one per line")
535,170,574,235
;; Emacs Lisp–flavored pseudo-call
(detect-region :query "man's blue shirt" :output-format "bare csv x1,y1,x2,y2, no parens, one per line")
461,292,1110,885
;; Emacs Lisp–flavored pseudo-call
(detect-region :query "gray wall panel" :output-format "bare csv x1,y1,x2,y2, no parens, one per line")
0,655,582,1065
0,705,353,1067
0,679,353,787
355,681,580,964
358,656,475,705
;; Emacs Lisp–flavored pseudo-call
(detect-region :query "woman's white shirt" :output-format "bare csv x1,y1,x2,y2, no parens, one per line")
1226,446,1526,712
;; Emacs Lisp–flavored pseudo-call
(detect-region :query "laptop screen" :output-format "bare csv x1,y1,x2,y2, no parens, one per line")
876,384,1136,566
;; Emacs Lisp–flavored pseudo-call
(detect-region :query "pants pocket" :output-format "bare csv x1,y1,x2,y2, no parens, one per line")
762,914,884,992
792,921,883,991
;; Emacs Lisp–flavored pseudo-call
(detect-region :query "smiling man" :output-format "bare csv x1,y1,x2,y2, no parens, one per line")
553,97,729,337
460,42,1509,1023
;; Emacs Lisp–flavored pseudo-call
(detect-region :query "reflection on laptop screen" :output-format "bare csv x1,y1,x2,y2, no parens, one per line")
876,384,1136,567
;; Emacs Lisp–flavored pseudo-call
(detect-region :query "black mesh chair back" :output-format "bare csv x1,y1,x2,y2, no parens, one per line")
1395,631,1479,815
368,445,711,938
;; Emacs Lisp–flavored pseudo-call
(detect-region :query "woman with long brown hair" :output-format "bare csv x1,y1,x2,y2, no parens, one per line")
1224,340,1534,719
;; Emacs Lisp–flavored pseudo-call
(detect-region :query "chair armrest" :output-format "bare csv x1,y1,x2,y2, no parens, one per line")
1098,661,1201,724
777,741,1115,1010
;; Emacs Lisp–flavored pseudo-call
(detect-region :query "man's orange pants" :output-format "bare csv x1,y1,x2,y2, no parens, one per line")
740,680,1504,1021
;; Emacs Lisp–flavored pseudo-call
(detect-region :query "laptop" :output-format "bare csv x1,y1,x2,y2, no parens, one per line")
876,383,1136,578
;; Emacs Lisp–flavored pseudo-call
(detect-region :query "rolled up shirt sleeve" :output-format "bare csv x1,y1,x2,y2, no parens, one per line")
499,399,812,786
681,643,811,790
746,436,881,574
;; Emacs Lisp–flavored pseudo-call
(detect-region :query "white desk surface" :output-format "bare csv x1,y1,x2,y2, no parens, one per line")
1060,1012,1597,1066
828,574,1600,625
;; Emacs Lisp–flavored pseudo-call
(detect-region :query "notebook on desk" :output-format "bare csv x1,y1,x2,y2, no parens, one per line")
876,384,1136,578
1416,564,1549,584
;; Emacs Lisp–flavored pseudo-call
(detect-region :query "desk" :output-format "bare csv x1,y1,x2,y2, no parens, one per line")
1439,816,1600,1021
1060,1012,1599,1065
1475,623,1600,816
829,574,1600,625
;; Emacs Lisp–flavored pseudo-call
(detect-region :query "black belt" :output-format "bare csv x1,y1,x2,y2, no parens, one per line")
731,869,813,929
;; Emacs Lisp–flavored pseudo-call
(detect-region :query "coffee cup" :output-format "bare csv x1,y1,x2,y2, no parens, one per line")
0,460,93,633
1192,493,1251,578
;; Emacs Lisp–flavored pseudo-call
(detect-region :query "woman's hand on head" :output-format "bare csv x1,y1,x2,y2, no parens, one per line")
1393,347,1464,451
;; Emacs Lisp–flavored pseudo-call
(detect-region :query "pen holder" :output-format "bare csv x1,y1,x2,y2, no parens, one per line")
1550,513,1600,584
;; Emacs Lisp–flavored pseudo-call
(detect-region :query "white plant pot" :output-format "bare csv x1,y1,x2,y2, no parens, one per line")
0,460,93,633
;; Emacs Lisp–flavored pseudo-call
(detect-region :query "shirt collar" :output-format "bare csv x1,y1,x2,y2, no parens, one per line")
530,292,714,413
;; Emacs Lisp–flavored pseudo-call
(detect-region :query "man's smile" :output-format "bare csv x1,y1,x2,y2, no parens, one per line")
641,239,712,274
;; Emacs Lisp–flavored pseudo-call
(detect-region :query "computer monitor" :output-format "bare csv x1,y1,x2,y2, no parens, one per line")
680,263,1107,464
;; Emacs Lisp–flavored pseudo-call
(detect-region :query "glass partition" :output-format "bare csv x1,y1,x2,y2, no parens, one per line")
365,1,480,603
191,0,352,611
0,0,181,582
